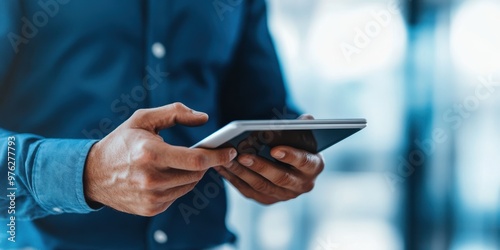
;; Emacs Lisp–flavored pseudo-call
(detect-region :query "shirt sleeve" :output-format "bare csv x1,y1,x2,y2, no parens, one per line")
219,0,299,124
0,128,100,220
0,2,100,221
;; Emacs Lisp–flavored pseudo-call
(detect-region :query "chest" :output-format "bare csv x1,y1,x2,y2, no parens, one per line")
19,0,245,67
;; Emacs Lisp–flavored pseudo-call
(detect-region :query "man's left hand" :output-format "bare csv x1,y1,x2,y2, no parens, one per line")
214,115,325,204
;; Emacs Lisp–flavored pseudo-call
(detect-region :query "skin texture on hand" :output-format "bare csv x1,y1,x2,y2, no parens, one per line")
214,114,325,205
84,103,237,217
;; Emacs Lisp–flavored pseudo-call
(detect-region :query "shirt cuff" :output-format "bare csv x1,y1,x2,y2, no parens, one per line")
32,138,100,214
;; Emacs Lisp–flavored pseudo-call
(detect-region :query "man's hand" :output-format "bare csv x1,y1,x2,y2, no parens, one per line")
214,115,325,204
84,103,237,216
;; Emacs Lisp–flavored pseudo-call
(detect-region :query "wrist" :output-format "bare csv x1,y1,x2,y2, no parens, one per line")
83,141,104,209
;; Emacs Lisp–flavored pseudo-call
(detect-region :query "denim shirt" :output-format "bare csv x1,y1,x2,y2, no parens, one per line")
0,0,292,249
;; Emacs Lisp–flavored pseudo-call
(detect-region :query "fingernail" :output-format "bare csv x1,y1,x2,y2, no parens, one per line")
229,149,237,160
273,150,286,159
192,110,208,116
239,157,253,166
303,114,314,120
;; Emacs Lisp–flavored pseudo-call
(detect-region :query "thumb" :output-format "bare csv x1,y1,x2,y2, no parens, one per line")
128,102,209,132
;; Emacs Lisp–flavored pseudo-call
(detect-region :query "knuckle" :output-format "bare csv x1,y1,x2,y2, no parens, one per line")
259,200,272,205
281,191,298,201
132,143,156,166
301,181,315,193
299,153,313,168
188,153,208,169
317,158,325,173
227,162,245,176
139,206,161,217
288,192,300,200
259,197,278,206
275,172,293,187
250,160,266,172
172,102,186,112
137,174,158,191
143,192,160,204
253,179,270,193
132,108,148,120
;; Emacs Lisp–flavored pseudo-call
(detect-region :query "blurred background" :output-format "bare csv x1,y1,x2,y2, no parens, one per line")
225,0,500,249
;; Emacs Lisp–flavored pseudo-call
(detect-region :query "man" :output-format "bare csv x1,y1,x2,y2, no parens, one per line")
0,0,324,249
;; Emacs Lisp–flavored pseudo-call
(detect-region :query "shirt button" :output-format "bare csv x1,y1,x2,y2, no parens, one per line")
154,230,168,244
52,207,63,213
152,42,165,59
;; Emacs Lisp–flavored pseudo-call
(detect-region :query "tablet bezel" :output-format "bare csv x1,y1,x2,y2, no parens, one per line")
191,119,367,149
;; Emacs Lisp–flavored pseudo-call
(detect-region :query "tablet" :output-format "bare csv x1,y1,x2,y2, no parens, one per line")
191,119,366,163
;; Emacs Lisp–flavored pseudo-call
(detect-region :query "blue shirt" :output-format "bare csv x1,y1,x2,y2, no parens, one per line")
0,0,293,249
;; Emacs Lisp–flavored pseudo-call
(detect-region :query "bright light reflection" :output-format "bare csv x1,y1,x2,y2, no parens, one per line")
305,2,407,81
450,1,500,74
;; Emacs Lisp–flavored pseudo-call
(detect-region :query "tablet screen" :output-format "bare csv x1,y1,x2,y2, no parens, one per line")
218,128,362,163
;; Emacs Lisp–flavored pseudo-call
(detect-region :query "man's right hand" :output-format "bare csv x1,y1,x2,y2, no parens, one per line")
83,103,237,216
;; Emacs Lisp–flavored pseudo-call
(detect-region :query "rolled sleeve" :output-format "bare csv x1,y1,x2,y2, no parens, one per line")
32,139,99,214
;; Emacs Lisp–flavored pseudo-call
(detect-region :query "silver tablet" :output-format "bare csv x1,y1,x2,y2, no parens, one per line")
192,119,366,162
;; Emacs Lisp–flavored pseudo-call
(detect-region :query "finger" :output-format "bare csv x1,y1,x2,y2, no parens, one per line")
129,102,209,132
156,182,199,203
141,182,198,206
136,182,198,216
147,168,206,190
223,160,299,199
298,114,315,120
237,154,306,193
270,146,324,176
214,166,280,205
153,143,238,171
